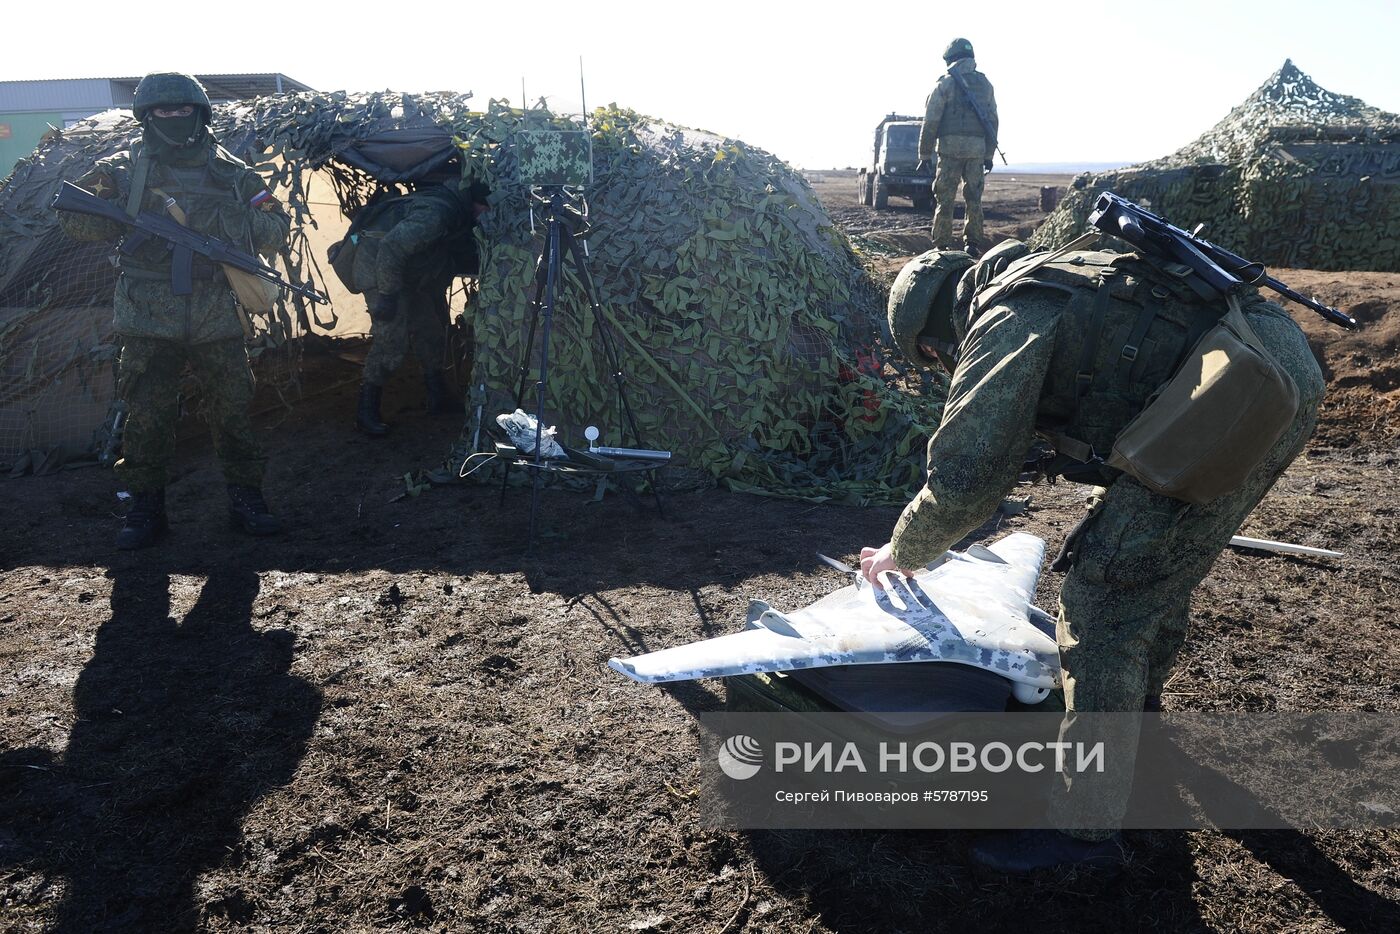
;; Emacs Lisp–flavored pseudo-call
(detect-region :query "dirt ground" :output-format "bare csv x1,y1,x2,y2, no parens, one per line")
3,171,1400,933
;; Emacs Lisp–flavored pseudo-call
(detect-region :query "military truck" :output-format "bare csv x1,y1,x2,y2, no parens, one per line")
857,114,934,210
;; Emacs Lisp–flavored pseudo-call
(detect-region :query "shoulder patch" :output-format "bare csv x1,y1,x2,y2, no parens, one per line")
76,168,118,199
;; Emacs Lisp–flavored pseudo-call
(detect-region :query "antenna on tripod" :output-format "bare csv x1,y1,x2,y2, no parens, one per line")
577,55,592,252
521,77,527,110
579,56,588,128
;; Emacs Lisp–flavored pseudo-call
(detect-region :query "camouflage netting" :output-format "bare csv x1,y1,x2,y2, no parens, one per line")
0,90,941,501
1032,61,1400,271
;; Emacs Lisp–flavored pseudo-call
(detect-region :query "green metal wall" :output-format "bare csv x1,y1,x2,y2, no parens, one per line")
0,111,64,180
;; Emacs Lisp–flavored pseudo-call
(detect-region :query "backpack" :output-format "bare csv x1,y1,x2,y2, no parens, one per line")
325,192,416,294
972,247,1298,502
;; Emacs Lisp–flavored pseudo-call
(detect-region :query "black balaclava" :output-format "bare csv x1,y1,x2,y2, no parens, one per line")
144,110,209,164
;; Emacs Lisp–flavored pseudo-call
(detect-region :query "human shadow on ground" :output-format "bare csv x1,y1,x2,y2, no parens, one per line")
0,564,321,932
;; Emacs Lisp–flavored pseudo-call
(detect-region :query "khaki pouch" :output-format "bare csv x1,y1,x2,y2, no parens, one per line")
1106,295,1299,504
223,265,279,315
150,188,277,330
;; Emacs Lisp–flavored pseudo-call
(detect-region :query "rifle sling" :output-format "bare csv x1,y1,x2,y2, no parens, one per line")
125,147,151,220
1115,298,1158,387
1038,268,1120,468
1077,269,1117,402
949,69,996,146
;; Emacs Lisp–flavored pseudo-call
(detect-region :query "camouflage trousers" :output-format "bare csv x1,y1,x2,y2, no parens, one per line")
1047,305,1326,840
115,336,265,492
362,287,449,387
932,155,986,248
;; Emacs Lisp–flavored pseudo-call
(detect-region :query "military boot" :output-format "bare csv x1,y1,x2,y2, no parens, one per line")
423,370,465,416
969,829,1126,875
963,238,984,259
227,484,282,536
356,383,389,436
116,488,168,550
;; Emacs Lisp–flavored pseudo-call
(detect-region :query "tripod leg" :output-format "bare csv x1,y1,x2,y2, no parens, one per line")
515,249,552,407
502,225,554,508
527,205,566,554
564,232,666,518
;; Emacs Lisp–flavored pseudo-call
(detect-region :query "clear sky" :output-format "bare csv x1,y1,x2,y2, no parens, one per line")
5,0,1397,169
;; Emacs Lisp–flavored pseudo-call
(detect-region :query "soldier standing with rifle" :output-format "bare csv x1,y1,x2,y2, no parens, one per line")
56,72,291,550
918,38,1001,257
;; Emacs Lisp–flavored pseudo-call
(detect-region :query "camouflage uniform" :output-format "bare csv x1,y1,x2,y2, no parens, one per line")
360,184,476,387
888,250,1324,840
58,135,289,492
919,57,998,249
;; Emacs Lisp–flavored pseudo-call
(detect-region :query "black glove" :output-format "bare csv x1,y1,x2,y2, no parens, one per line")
916,159,931,174
369,292,399,322
984,159,995,173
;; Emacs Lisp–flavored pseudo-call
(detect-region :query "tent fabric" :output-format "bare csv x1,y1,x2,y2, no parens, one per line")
0,90,942,502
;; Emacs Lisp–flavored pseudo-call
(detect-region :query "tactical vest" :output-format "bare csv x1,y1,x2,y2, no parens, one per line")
939,66,994,141
970,250,1222,484
116,143,257,282
330,186,475,295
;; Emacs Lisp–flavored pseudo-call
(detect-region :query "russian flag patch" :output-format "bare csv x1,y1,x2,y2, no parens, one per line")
249,190,274,208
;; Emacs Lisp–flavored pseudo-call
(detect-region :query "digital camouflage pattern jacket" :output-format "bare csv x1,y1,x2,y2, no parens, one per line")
57,136,289,344
919,58,999,162
362,184,476,297
887,249,1321,570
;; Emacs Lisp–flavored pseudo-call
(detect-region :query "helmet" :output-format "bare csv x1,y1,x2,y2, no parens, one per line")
943,38,975,64
132,73,212,124
887,250,975,370
954,238,1033,338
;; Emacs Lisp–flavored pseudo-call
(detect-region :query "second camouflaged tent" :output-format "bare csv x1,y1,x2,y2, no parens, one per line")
1032,61,1400,272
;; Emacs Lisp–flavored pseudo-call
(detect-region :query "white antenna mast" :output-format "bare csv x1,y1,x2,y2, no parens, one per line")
579,56,588,128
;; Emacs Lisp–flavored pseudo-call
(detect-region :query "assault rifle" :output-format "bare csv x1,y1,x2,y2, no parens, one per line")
51,181,329,305
1088,191,1357,330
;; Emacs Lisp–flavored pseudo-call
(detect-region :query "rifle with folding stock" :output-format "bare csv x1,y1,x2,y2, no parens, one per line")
51,180,329,305
1088,191,1357,330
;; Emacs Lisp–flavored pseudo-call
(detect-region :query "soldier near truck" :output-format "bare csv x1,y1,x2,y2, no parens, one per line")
56,72,290,550
918,38,1000,256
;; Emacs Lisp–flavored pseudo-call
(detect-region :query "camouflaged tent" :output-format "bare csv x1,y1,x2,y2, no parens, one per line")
0,90,939,502
1032,61,1400,271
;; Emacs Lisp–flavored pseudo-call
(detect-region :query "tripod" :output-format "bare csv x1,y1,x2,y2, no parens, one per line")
499,186,663,552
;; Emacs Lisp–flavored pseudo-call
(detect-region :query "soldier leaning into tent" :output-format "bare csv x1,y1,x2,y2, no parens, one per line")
337,175,484,436
863,240,1323,872
56,72,290,550
918,38,999,257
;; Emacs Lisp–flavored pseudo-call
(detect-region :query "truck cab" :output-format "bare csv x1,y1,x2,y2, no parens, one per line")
858,114,934,210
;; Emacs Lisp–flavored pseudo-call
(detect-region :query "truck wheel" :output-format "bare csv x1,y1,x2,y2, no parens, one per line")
873,176,889,209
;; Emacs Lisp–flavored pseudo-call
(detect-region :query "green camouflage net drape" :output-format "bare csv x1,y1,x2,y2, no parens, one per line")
450,101,938,503
1031,61,1400,272
2,91,944,501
